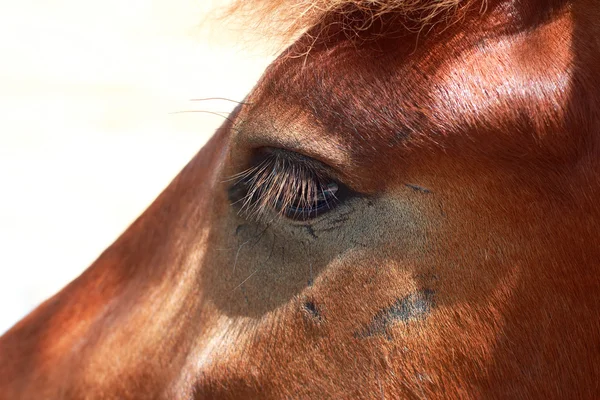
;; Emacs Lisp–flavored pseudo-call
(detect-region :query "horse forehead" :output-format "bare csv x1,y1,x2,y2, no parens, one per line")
247,9,574,162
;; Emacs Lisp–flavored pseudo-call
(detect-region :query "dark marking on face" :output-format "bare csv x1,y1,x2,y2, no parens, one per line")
303,301,322,320
355,289,435,339
235,225,246,236
314,225,343,234
328,214,351,225
305,225,318,239
405,184,432,194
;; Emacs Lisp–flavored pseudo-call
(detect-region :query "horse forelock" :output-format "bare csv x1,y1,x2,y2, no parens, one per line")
227,0,485,44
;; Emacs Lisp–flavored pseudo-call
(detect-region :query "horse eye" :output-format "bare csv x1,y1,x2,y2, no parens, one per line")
281,181,340,219
228,151,345,221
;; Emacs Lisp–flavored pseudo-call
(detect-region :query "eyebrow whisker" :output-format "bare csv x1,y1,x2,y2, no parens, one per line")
189,97,251,105
169,110,237,124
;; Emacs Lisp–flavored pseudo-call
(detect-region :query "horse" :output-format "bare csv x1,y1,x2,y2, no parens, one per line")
2,0,600,398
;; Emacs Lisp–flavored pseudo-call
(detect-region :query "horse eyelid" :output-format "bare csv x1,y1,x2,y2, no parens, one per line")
228,150,345,221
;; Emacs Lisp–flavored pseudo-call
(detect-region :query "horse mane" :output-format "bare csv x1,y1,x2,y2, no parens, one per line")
226,0,484,44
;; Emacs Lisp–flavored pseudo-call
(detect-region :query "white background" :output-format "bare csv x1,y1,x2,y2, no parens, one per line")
0,0,275,333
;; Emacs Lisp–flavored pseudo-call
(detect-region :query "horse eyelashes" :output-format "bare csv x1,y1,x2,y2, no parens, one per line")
228,151,341,221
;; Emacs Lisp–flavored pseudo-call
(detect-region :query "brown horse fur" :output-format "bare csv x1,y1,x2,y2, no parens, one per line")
2,0,600,398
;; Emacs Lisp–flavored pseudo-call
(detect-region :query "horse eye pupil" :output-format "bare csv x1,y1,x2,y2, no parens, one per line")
284,180,339,219
318,183,338,201
229,150,348,221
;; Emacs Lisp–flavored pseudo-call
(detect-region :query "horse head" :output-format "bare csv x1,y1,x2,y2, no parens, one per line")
2,0,600,398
